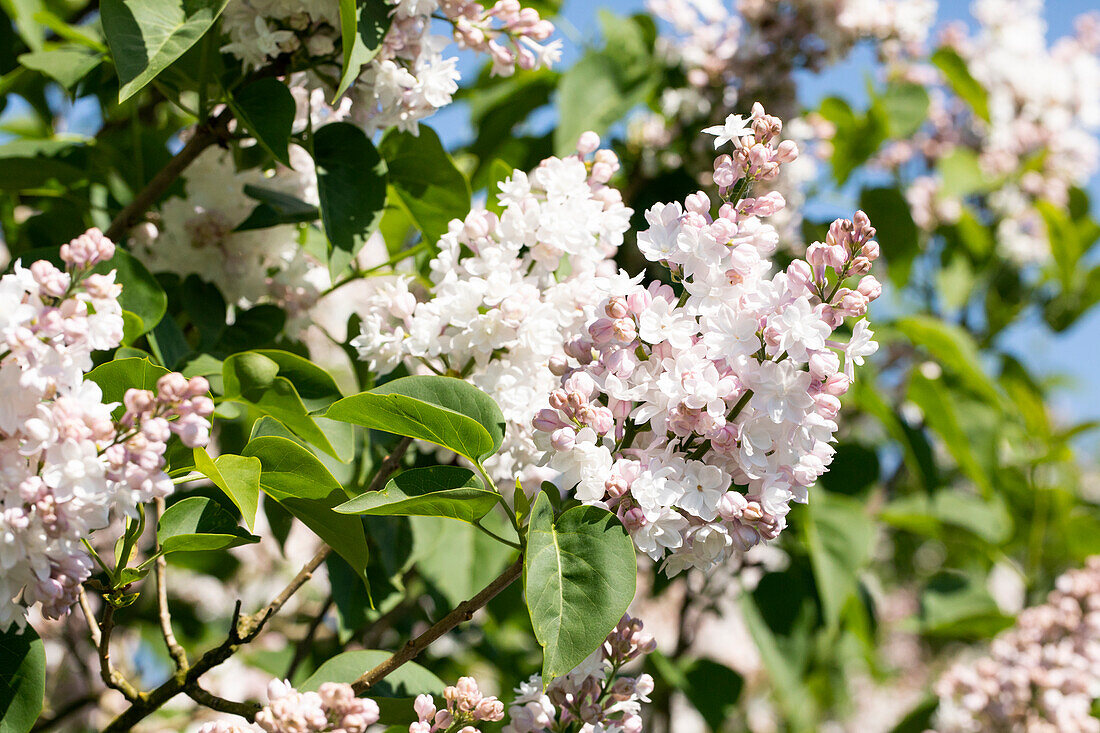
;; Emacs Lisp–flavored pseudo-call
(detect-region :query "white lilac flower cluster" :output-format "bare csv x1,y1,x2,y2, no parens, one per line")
221,0,561,134
505,614,656,733
886,0,1100,265
352,136,631,487
534,105,881,575
0,230,213,628
130,144,329,332
410,677,505,733
198,680,380,733
933,557,1100,732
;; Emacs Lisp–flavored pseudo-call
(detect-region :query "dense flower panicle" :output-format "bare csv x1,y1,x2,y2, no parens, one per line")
934,557,1100,732
410,676,505,733
221,0,560,134
534,105,881,575
505,614,656,733
883,0,1100,265
352,137,631,486
0,230,212,628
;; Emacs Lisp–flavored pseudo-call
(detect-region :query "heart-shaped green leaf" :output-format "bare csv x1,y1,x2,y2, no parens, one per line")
524,492,636,681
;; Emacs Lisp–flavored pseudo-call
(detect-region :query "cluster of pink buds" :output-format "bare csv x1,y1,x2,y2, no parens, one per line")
803,212,882,322
254,680,380,733
505,614,656,733
411,677,505,733
708,104,800,198
445,0,560,75
59,227,115,269
103,374,214,512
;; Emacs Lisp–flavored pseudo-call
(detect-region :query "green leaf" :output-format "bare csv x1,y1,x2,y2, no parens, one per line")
325,376,504,464
97,247,167,341
0,624,45,733
86,357,170,415
302,649,443,696
681,659,744,731
18,46,104,89
873,82,930,139
818,96,887,185
229,78,296,166
738,592,814,731
907,373,993,497
410,515,515,607
192,448,261,531
335,0,392,100
803,493,875,629
888,697,940,733
524,492,636,681
893,316,1001,404
379,126,470,243
243,436,370,581
313,122,388,276
100,0,230,102
157,496,260,554
935,148,993,199
222,351,346,459
236,185,319,231
931,47,990,122
859,187,919,287
920,571,1014,639
336,465,498,523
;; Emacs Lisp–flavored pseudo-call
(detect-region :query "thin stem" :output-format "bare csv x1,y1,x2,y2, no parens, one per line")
285,594,334,680
351,557,523,694
473,520,522,550
154,497,188,670
77,588,101,647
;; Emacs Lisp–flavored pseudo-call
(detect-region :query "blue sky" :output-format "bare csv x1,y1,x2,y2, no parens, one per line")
438,0,1100,443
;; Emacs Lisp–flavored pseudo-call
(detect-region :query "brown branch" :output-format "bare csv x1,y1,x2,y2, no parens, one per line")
103,438,417,731
184,683,262,720
154,497,189,670
96,603,141,702
103,107,233,242
351,557,523,695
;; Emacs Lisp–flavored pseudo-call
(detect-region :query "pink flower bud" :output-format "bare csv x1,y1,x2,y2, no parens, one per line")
550,427,576,452
822,372,850,396
717,491,748,521
605,296,629,319
533,409,563,432
576,130,600,156
857,275,882,301
684,191,711,215
861,240,880,260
